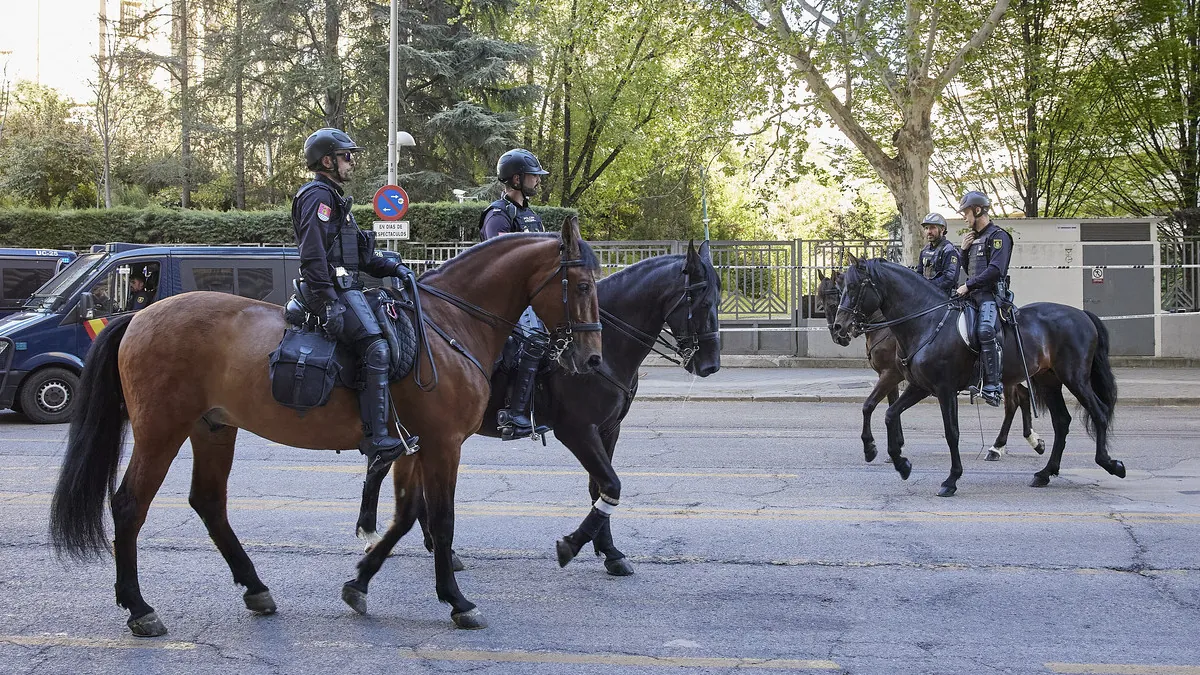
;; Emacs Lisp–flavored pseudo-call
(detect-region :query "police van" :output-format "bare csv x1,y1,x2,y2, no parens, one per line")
0,242,335,423
0,248,78,318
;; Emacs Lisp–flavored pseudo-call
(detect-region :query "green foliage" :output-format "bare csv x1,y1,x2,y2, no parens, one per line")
0,202,578,248
0,83,99,208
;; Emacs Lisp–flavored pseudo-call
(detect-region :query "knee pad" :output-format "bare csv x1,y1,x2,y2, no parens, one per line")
362,338,390,369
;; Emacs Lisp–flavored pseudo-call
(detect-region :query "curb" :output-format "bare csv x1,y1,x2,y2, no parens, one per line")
637,394,1200,406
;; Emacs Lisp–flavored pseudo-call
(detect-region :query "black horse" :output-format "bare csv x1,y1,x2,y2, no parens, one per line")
830,257,1123,496
354,241,722,578
815,271,1044,463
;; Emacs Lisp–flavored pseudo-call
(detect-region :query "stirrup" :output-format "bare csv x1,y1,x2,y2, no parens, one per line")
365,435,420,471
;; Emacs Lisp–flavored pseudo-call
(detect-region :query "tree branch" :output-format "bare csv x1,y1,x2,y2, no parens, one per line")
932,0,1012,95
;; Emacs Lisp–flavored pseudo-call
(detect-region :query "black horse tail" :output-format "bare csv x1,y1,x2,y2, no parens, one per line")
50,313,134,561
1083,310,1118,440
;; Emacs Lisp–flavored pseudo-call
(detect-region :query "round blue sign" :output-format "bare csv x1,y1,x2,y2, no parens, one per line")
372,184,409,221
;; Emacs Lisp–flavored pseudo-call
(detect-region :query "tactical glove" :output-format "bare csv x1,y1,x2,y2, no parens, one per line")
321,300,346,337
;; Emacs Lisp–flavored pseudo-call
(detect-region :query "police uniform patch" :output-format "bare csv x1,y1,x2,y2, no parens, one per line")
949,254,958,264
317,203,332,221
993,239,1002,249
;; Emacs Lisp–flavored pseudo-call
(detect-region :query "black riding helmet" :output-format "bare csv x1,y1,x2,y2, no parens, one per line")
497,149,550,183
957,190,991,214
304,128,362,171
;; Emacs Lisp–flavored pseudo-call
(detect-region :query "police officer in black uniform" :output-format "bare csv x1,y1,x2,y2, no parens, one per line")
293,127,412,469
479,148,551,440
127,272,153,311
913,212,961,295
954,190,1013,407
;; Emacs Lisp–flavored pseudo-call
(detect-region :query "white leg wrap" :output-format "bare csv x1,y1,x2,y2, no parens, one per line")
988,445,1003,456
1026,432,1042,449
593,498,617,515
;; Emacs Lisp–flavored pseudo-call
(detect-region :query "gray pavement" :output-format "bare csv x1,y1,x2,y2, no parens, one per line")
636,365,1200,406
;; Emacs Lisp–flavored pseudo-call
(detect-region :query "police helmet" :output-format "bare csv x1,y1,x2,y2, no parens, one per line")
497,149,550,182
957,190,991,213
921,213,948,230
304,128,362,171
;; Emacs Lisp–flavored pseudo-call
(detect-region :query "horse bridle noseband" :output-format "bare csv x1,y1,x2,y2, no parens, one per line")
529,245,603,361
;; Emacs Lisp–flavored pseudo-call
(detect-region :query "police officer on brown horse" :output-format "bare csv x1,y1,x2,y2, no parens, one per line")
293,128,412,468
480,148,551,440
954,190,1013,407
913,212,961,295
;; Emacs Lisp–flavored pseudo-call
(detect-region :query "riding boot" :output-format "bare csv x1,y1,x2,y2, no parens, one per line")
498,340,547,441
358,357,417,470
979,339,1003,407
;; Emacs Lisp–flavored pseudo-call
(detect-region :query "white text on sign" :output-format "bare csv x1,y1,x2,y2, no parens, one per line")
374,221,410,241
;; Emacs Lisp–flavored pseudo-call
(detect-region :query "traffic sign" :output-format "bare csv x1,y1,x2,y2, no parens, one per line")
374,220,410,241
372,184,409,221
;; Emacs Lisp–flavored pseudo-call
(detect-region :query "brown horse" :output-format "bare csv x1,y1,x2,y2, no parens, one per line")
50,222,602,636
815,271,1044,463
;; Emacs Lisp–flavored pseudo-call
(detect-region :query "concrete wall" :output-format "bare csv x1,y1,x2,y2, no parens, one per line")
1159,314,1200,358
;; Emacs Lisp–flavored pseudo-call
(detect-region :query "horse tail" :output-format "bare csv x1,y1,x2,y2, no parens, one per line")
50,313,134,561
1083,310,1118,440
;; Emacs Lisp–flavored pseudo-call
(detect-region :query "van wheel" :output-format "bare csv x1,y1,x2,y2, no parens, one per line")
19,367,79,424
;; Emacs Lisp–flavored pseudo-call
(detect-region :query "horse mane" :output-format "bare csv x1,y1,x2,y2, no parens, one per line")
419,232,600,282
600,248,722,295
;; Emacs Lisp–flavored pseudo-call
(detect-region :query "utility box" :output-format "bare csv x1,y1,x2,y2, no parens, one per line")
946,217,1160,356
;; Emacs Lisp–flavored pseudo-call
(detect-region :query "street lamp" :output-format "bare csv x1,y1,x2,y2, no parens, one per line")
452,189,466,204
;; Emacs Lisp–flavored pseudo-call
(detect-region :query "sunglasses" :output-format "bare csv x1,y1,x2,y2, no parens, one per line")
334,151,356,164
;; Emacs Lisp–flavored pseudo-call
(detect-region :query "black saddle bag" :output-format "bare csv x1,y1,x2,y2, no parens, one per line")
268,328,341,414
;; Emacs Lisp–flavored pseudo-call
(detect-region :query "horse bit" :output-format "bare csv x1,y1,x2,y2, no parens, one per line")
529,245,603,361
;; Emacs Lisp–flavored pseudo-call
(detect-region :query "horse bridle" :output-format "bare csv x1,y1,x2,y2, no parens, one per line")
601,263,716,368
529,245,603,361
838,270,883,336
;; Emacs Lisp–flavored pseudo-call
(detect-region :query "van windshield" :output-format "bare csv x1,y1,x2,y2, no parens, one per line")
24,253,105,310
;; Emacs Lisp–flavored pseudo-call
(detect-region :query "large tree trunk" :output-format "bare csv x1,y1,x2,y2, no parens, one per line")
234,0,245,209
176,0,191,208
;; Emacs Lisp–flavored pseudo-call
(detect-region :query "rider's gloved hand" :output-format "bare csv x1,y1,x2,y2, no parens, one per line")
321,299,346,336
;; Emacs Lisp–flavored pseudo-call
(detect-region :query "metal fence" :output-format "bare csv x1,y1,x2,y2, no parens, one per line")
1162,237,1200,312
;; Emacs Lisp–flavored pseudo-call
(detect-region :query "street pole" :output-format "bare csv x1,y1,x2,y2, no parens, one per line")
701,166,710,241
387,0,397,186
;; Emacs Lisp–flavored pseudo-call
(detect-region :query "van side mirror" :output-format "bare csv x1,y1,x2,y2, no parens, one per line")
76,293,96,321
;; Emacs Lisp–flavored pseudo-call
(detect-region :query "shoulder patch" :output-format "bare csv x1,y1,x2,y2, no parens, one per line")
317,203,332,221
993,238,1002,249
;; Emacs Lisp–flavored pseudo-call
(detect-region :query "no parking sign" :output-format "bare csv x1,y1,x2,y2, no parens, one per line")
372,184,409,220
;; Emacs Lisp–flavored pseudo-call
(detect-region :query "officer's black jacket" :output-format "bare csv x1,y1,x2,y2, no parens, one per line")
914,238,961,294
292,174,401,304
962,222,1014,294
479,196,544,240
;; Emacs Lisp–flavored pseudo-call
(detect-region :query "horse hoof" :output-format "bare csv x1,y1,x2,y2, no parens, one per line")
1111,460,1126,479
1030,474,1051,488
556,539,577,568
341,583,368,615
452,607,487,629
243,590,277,615
1034,440,1046,455
938,485,957,497
127,611,168,637
984,448,1002,462
864,443,877,463
451,550,465,572
604,557,635,576
894,457,912,480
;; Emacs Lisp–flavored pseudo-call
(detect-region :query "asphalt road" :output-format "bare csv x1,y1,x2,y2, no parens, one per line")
1,400,1198,675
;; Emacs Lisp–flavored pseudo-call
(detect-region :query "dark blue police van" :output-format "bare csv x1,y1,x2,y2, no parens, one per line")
0,243,310,423
0,248,78,318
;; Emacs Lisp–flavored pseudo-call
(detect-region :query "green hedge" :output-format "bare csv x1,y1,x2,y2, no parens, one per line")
0,202,580,249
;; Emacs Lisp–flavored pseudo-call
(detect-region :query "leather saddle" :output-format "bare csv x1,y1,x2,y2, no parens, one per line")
955,302,1014,352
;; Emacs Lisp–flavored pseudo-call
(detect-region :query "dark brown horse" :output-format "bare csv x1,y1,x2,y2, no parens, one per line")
50,222,602,636
815,270,1045,463
830,258,1124,497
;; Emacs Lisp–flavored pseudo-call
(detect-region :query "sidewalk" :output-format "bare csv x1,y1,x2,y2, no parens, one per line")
635,365,1200,406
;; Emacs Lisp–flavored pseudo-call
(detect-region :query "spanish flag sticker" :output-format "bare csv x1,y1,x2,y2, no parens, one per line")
84,317,109,340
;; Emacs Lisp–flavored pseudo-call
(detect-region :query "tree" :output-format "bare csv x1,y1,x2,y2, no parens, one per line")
717,0,1011,262
0,83,99,208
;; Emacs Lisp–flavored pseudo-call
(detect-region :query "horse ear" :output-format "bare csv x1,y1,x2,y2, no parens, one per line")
561,215,582,258
818,270,826,281
846,253,860,268
698,239,711,262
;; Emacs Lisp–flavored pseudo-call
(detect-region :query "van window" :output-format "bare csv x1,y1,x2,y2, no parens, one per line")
85,261,162,318
193,267,235,293
237,268,274,300
2,264,55,306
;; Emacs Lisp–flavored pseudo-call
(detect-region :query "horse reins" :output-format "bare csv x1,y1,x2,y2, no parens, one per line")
599,266,716,368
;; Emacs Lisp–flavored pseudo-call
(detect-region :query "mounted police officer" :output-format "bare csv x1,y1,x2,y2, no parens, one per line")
293,127,412,469
913,213,960,295
954,190,1013,407
480,148,551,440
